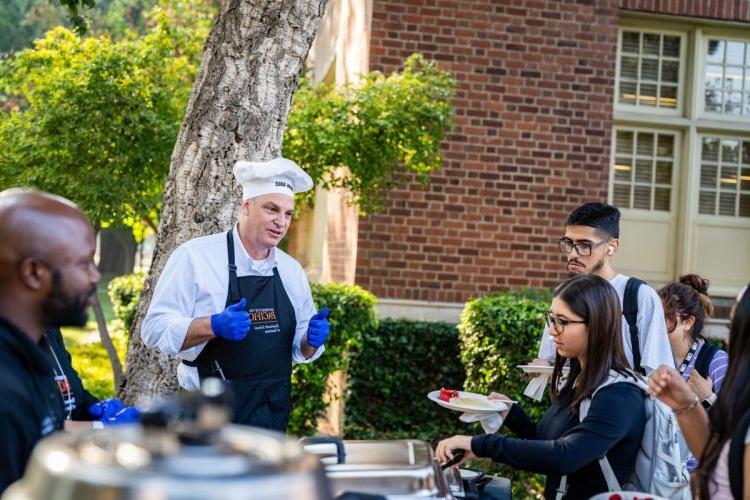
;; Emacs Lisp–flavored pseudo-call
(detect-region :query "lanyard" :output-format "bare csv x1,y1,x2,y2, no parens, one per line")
48,345,75,419
677,338,702,377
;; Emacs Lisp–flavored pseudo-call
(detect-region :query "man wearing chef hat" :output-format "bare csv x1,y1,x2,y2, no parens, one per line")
142,158,330,432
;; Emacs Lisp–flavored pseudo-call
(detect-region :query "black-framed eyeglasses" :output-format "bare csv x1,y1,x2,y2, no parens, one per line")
546,312,586,333
557,237,610,256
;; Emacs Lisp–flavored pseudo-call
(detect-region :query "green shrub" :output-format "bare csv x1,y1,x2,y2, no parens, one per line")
458,290,551,498
108,272,145,331
289,282,378,436
64,330,128,401
344,319,467,442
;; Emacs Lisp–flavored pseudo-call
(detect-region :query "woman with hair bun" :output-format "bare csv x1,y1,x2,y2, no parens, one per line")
658,274,728,411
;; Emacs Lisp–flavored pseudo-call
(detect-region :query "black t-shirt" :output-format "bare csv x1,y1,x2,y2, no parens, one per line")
471,382,646,499
45,327,99,421
0,317,65,494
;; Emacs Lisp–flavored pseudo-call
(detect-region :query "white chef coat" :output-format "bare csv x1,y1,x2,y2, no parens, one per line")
538,274,672,373
141,226,324,390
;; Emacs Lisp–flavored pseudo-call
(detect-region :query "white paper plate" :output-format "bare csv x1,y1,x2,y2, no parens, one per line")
588,492,667,500
427,390,512,414
517,365,570,375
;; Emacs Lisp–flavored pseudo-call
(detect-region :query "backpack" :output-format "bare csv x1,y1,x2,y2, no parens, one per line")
555,371,691,500
692,339,719,379
623,277,646,375
729,409,750,499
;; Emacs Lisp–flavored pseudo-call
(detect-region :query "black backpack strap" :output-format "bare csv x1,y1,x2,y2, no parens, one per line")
730,409,750,499
693,338,719,379
623,278,646,375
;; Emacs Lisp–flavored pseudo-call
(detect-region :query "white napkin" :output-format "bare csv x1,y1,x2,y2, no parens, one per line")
523,373,550,401
459,401,509,434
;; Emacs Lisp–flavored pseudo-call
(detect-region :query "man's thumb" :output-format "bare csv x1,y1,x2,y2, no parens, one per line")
230,298,247,311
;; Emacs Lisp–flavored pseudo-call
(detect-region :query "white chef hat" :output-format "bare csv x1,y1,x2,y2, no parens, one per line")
233,158,314,201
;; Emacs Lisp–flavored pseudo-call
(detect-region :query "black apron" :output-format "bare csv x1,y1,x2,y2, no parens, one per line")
183,230,297,432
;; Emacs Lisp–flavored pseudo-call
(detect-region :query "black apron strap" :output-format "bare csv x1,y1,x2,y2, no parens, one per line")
226,230,242,304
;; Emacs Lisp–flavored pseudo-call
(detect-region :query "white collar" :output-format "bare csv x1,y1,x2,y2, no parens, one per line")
232,226,278,270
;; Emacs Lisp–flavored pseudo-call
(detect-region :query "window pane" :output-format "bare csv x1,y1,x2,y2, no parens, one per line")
614,157,633,182
705,64,724,89
663,35,680,57
707,40,725,63
622,32,640,54
720,167,739,189
741,167,750,191
726,41,746,65
719,192,736,216
659,85,677,108
744,142,750,165
655,161,672,184
621,56,638,79
705,90,723,112
725,92,742,114
635,159,653,183
740,194,750,217
640,83,658,106
699,191,716,214
744,92,750,116
641,58,659,81
703,138,720,161
613,183,631,208
634,185,651,209
637,133,655,155
701,164,718,188
644,33,660,56
654,187,671,211
616,131,634,154
725,66,743,90
722,140,740,163
661,60,679,83
657,135,674,157
619,81,637,105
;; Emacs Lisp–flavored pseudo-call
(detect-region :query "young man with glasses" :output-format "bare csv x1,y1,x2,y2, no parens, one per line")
532,203,672,377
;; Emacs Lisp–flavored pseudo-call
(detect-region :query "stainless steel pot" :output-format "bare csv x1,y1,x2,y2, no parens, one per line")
3,383,332,500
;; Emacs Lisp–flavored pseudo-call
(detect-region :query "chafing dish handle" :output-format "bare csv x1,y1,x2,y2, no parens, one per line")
440,449,465,470
300,436,346,464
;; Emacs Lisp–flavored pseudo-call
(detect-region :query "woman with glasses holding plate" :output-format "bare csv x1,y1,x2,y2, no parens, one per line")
436,274,646,499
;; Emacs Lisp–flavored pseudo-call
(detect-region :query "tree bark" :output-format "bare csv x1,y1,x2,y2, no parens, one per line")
120,0,328,405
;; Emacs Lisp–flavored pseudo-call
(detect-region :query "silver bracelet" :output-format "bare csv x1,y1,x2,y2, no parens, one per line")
674,393,700,415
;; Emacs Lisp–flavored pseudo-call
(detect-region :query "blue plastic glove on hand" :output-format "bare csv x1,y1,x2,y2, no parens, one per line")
211,297,251,341
88,398,125,419
306,307,330,348
101,406,141,426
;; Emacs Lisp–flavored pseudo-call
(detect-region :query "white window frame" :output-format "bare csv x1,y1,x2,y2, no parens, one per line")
614,27,688,117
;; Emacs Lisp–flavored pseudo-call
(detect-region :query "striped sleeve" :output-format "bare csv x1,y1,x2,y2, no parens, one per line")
709,349,729,393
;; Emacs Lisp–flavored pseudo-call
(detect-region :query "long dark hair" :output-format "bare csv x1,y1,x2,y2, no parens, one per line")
658,274,714,341
550,274,631,411
695,284,750,498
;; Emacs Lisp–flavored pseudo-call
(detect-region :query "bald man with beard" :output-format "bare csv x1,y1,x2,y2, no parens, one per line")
0,189,100,493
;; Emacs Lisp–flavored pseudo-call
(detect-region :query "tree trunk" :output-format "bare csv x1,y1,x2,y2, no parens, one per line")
120,0,328,405
91,293,124,392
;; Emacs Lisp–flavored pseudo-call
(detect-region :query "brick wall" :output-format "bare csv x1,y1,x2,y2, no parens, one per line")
620,0,750,22
355,0,622,303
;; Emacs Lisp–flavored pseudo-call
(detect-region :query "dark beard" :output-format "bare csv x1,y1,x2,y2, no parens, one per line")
42,269,93,327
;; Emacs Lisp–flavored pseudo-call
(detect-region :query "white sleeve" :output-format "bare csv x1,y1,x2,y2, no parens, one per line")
291,271,324,364
636,285,672,374
537,322,555,361
141,245,200,357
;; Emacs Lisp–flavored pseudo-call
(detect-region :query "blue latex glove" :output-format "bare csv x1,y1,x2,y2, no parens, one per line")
88,398,125,419
101,406,141,426
306,307,330,348
211,297,251,341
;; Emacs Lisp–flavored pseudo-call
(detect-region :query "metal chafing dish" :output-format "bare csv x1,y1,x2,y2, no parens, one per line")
302,437,455,499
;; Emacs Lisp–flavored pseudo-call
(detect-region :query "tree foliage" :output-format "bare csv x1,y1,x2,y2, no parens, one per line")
284,53,455,213
0,3,210,229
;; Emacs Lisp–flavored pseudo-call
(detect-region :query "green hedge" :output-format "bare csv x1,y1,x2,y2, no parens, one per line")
344,319,467,442
108,272,145,331
458,290,551,497
289,282,377,436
